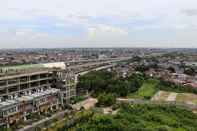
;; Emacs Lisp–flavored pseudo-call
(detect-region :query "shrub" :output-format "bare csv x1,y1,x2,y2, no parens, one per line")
97,93,116,107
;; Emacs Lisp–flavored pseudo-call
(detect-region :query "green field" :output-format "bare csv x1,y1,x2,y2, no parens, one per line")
129,79,159,99
137,79,159,98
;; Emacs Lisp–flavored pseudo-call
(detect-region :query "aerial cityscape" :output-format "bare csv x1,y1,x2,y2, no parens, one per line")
1,0,197,131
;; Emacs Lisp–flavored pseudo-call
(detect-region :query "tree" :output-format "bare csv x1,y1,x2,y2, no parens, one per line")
127,73,144,93
77,71,146,97
64,104,197,131
135,64,149,72
132,56,142,62
184,67,196,76
167,66,176,73
97,93,116,107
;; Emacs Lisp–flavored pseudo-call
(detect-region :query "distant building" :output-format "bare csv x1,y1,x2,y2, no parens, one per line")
98,54,107,60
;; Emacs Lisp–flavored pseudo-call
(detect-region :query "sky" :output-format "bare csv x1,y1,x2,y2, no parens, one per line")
0,0,197,48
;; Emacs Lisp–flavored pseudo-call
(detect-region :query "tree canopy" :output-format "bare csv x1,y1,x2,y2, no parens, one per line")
77,71,145,97
61,104,197,131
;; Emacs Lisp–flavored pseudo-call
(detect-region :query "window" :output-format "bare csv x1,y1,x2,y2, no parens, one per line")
0,89,6,95
8,86,18,93
20,76,28,83
0,80,6,86
8,79,18,84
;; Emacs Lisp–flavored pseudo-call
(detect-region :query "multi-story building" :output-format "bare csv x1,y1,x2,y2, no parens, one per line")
52,69,77,105
0,63,76,127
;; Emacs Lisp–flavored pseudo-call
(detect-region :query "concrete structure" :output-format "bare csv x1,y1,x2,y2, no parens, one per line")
0,58,129,128
52,69,76,105
0,63,76,127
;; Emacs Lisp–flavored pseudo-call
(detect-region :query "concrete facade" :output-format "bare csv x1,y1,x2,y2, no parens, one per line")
0,66,76,127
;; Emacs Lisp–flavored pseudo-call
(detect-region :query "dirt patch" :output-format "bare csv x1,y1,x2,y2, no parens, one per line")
152,91,197,106
72,98,98,110
166,93,177,102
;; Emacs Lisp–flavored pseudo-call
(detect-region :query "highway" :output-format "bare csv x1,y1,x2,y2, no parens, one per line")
66,57,132,65
77,64,115,76
67,57,131,69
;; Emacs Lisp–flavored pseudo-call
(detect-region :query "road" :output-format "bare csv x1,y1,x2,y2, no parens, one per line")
77,64,115,76
17,111,67,131
116,98,197,111
68,57,131,69
66,57,132,65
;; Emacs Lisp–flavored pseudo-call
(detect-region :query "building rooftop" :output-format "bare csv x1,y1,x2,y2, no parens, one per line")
0,100,18,109
0,62,66,78
17,96,34,102
0,88,60,110
0,68,53,80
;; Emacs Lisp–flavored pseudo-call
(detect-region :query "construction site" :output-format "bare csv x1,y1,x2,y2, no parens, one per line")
0,62,77,128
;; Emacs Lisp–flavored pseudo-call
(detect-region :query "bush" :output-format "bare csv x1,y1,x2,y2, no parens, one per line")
97,93,116,107
71,96,86,104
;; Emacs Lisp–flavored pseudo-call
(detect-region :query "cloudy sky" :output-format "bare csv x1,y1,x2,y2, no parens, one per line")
0,0,197,48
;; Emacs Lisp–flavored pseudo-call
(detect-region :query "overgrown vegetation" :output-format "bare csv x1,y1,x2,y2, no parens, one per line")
56,70,197,131
77,71,145,97
97,93,116,107
71,96,87,104
156,80,197,94
59,104,197,131
77,70,197,100
184,66,196,76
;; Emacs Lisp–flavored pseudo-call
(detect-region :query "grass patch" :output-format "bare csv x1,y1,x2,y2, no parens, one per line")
137,79,159,99
129,79,159,99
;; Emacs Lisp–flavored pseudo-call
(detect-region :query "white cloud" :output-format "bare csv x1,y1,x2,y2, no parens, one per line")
181,9,197,16
1,0,197,48
88,24,128,40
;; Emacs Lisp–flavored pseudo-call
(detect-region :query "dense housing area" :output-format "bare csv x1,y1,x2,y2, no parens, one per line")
0,49,197,131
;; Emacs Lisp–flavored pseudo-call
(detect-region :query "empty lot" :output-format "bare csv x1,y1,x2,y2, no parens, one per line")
152,91,197,105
